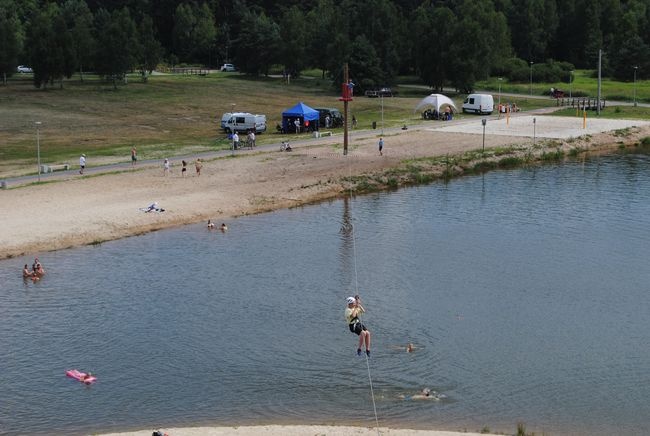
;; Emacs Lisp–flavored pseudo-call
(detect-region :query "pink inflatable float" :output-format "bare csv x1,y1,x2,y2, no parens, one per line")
66,369,97,384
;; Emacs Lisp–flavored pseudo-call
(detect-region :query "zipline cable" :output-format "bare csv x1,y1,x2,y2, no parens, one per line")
347,158,381,436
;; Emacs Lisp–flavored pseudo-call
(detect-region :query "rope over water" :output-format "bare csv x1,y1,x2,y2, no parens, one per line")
347,157,381,436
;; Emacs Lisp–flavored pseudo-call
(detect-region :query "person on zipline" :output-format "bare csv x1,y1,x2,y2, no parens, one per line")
345,295,371,357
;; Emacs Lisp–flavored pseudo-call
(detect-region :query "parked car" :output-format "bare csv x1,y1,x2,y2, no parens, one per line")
364,87,395,98
17,65,33,73
221,63,236,72
315,108,344,128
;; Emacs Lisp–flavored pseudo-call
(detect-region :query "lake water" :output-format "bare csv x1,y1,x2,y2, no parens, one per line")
1,152,650,436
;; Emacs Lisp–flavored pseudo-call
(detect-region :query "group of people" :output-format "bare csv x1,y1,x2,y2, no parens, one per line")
163,158,203,176
346,296,438,401
231,130,256,150
497,102,519,113
23,258,45,280
207,220,228,231
422,106,453,121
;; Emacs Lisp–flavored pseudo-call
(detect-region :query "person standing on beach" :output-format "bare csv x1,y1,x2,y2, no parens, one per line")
131,147,137,166
79,154,86,174
181,160,187,177
195,158,202,176
378,137,384,156
163,158,170,176
232,132,240,150
345,295,371,357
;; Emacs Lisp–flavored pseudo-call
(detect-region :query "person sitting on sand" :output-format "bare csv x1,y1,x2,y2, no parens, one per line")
220,223,228,231
345,295,371,357
207,220,215,229
23,264,33,278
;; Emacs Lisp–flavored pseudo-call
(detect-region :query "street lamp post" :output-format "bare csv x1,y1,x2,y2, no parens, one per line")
529,61,534,96
633,66,638,107
569,70,574,98
481,118,487,153
380,94,384,135
498,77,503,119
35,121,42,182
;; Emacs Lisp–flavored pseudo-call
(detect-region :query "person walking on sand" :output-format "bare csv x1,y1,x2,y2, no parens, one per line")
181,160,187,177
378,137,384,156
131,147,137,166
345,295,371,357
79,154,86,174
352,115,357,128
195,158,202,176
163,158,170,176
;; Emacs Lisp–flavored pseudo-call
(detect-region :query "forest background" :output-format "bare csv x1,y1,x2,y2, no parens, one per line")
1,0,649,92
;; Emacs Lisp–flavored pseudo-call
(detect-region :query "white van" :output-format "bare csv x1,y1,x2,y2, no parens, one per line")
220,112,232,129
462,94,494,115
223,112,267,133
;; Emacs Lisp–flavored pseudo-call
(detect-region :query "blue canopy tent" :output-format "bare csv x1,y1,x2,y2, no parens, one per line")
281,102,320,133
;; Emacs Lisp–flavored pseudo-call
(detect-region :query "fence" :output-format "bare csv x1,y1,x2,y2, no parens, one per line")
556,97,606,111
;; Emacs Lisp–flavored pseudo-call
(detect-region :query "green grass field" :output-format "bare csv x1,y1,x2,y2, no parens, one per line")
477,69,650,102
1,69,647,178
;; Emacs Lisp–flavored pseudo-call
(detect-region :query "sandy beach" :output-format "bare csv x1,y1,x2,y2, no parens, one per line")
2,115,649,260
97,425,487,436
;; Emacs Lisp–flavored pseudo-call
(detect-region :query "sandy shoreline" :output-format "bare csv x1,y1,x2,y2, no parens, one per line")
2,116,649,260
97,424,486,436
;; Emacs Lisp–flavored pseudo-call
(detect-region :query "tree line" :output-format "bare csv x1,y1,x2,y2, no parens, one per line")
1,0,649,91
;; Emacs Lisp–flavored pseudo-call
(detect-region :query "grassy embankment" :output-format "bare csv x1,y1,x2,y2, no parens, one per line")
0,70,561,178
2,69,649,180
0,72,412,176
477,69,650,103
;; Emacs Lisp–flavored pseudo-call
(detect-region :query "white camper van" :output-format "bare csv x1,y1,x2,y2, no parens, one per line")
462,94,494,115
223,112,267,133
220,112,232,129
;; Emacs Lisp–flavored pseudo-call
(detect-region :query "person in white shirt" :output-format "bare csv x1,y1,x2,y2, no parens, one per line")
79,154,86,174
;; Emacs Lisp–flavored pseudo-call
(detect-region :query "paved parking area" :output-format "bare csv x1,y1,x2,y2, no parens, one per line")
428,115,650,139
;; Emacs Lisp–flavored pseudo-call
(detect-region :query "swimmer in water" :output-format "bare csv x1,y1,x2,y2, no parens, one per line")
400,388,442,401
220,223,228,231
23,264,33,278
390,343,417,353
207,220,215,229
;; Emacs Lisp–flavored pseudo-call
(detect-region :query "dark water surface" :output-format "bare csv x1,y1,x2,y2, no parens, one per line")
2,153,650,436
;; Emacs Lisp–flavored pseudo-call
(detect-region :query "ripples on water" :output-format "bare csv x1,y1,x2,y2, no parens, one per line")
1,154,650,436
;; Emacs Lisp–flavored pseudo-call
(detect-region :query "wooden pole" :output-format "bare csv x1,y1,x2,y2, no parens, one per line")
343,63,349,156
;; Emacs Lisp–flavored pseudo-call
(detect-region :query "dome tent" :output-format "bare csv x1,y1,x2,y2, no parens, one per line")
414,94,457,114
